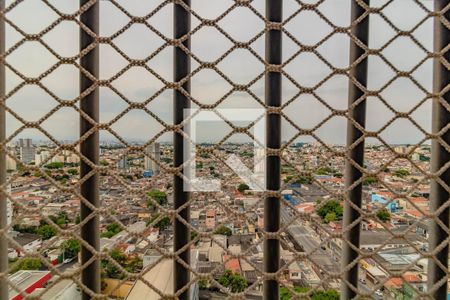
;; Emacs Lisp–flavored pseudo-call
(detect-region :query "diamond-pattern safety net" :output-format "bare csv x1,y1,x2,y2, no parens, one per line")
0,0,449,299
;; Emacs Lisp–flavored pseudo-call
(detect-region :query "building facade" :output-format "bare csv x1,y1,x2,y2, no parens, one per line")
144,143,160,175
18,139,35,164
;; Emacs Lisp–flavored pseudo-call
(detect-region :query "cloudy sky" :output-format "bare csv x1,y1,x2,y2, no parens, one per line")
3,0,435,145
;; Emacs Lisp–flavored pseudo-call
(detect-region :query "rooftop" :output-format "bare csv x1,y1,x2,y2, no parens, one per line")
126,259,173,300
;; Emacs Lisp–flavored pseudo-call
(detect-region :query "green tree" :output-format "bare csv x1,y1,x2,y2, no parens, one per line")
284,175,313,185
146,189,168,209
99,159,109,166
312,290,340,300
125,256,143,273
237,183,250,193
218,270,248,293
161,157,172,164
240,151,253,158
324,212,337,223
198,279,208,289
61,239,80,259
377,208,391,222
67,168,78,175
56,217,66,227
214,225,232,236
54,173,70,182
101,231,115,238
44,162,64,169
17,164,26,173
280,286,309,300
37,225,57,240
394,169,410,178
419,154,430,162
49,212,68,228
101,248,142,279
316,200,343,222
13,224,37,234
315,167,336,175
334,172,343,178
101,223,122,238
102,248,127,279
280,287,339,300
11,258,42,273
363,176,378,186
147,214,170,231
106,223,121,233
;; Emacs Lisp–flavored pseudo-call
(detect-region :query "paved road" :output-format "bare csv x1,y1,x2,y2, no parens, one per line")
282,206,381,297
56,260,77,273
281,206,340,281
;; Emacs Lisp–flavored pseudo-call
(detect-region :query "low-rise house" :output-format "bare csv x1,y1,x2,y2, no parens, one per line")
9,270,52,300
288,261,302,282
223,255,241,274
10,232,42,256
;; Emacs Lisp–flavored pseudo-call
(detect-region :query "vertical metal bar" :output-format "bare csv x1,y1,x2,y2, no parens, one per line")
428,1,450,298
174,1,190,299
264,0,282,299
0,0,7,299
341,1,369,299
80,1,99,299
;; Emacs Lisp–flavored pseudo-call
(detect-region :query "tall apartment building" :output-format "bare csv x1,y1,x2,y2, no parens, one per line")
35,150,50,166
18,138,35,164
6,151,17,171
118,156,128,170
6,185,12,226
254,147,265,174
144,143,160,175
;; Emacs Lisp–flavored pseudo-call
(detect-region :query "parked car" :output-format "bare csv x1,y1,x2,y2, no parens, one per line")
63,257,75,264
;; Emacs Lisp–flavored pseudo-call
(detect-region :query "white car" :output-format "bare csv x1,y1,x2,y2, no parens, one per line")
375,290,383,297
63,257,75,264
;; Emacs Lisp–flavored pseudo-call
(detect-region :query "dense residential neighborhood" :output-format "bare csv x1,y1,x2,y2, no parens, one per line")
3,139,435,299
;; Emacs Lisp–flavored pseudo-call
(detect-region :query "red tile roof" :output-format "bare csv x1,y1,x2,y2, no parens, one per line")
223,255,241,274
385,277,403,289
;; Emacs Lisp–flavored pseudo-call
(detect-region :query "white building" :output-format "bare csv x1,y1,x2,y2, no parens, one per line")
35,150,50,166
6,152,16,171
51,154,65,164
144,143,160,175
66,154,80,164
117,156,128,170
254,147,265,174
129,251,199,300
7,185,13,227
19,138,35,164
